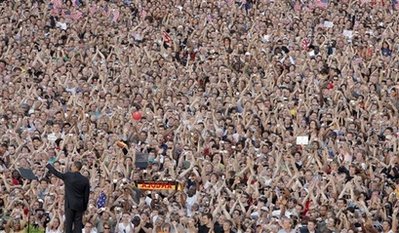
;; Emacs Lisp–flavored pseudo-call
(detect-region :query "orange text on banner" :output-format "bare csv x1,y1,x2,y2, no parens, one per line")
137,181,176,190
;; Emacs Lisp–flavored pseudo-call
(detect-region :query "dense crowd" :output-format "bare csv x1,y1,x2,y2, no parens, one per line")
1,0,399,232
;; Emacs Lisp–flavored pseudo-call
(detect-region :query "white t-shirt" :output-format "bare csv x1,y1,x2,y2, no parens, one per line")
116,222,134,233
46,227,63,233
186,193,198,217
82,228,98,233
277,229,295,233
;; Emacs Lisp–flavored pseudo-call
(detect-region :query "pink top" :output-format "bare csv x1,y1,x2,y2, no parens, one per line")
112,9,120,22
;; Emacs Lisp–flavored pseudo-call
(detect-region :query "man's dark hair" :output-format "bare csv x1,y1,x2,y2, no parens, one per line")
308,219,317,225
74,161,83,171
203,213,212,221
40,178,49,184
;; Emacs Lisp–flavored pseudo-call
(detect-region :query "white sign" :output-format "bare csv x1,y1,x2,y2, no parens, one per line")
296,136,309,145
343,30,353,39
324,21,334,28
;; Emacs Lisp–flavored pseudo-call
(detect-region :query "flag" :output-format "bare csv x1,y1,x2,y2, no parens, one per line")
50,0,62,15
70,10,83,21
51,0,63,8
136,181,182,191
97,191,107,208
301,38,310,51
112,9,120,22
314,0,328,8
162,31,173,47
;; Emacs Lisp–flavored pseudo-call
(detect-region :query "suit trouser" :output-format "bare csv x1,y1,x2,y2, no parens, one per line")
65,208,84,233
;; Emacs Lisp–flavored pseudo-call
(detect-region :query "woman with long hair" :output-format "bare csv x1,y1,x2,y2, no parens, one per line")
46,216,63,233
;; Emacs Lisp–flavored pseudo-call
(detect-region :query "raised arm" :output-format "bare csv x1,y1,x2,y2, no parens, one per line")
46,163,66,180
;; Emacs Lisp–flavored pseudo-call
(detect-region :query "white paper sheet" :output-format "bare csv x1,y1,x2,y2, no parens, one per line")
296,136,309,145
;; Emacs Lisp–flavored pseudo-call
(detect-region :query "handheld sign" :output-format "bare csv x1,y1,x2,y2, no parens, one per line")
296,136,309,145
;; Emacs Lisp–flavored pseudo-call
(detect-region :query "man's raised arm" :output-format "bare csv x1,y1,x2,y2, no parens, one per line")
46,163,66,180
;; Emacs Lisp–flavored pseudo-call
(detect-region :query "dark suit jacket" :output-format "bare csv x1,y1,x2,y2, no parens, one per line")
46,164,90,211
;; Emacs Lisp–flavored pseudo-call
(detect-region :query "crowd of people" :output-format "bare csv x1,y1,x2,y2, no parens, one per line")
1,0,399,232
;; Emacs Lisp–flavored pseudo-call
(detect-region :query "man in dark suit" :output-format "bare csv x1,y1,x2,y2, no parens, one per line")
46,161,90,233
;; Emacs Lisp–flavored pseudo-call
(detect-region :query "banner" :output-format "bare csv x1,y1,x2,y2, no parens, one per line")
136,181,183,191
